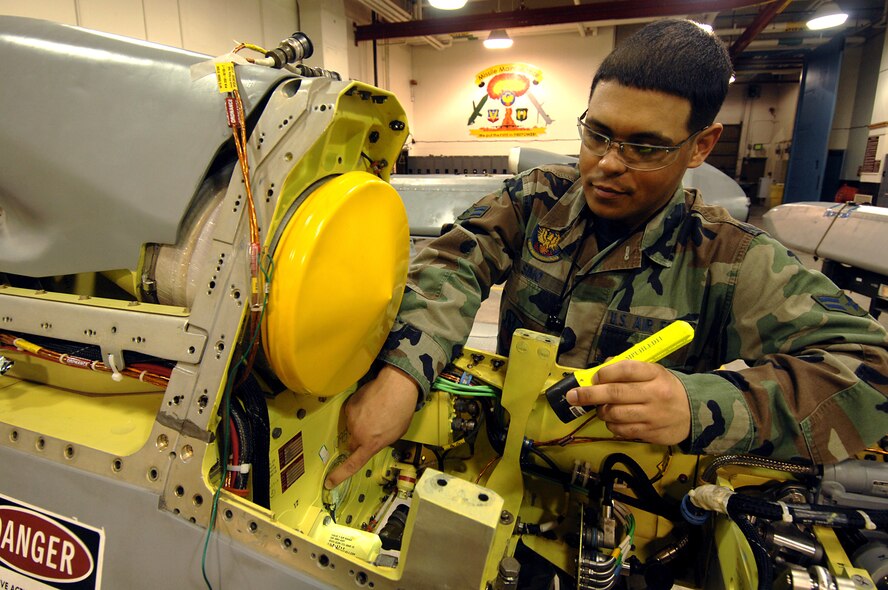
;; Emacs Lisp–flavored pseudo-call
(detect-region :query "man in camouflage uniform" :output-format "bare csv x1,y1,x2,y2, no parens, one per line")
326,19,888,490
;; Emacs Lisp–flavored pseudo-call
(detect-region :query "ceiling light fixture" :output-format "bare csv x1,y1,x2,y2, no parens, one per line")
483,29,513,49
806,1,848,30
429,0,468,9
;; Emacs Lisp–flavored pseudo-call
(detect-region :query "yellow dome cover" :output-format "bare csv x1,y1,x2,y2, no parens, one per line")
262,171,409,396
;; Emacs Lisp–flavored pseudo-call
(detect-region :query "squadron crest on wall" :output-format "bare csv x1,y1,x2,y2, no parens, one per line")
468,63,551,138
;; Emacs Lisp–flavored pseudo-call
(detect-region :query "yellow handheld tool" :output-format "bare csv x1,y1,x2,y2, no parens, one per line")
545,320,695,423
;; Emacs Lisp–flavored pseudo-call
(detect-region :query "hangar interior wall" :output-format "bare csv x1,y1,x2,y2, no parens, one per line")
0,0,826,190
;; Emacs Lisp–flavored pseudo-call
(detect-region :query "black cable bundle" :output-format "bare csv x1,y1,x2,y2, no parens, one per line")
5,330,174,366
600,453,681,521
235,374,270,509
481,397,506,455
733,514,774,590
228,401,252,490
718,490,888,590
480,398,566,485
726,493,888,530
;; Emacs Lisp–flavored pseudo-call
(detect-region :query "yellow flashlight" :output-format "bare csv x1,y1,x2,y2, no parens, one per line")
545,320,695,423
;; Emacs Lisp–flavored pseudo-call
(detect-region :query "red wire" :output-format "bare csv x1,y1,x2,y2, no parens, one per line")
0,338,170,388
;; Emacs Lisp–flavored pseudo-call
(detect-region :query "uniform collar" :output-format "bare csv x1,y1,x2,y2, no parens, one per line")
529,180,591,260
638,185,695,268
533,180,695,271
578,184,693,274
536,179,588,233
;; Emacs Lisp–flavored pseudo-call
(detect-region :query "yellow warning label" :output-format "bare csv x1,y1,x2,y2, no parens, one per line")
215,62,237,93
469,127,546,138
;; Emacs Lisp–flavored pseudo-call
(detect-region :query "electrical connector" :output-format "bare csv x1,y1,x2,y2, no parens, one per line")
263,32,313,68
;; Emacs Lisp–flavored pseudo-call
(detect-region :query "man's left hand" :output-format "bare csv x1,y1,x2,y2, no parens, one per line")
565,360,691,445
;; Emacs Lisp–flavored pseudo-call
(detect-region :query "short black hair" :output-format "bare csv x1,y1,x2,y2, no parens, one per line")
589,19,733,132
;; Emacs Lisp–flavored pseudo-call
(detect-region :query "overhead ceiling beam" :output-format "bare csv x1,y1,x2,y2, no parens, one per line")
729,0,794,60
357,0,446,49
574,0,587,37
355,0,768,42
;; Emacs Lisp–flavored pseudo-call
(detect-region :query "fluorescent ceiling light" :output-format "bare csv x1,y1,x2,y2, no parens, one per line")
483,29,513,49
429,0,467,9
807,1,848,30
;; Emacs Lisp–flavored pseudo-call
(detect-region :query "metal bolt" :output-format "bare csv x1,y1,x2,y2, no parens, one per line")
500,510,513,525
851,574,872,587
494,556,520,590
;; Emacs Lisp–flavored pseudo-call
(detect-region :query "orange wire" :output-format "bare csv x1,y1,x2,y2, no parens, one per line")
474,456,500,484
230,89,259,245
0,334,169,388
225,83,265,382
533,413,598,447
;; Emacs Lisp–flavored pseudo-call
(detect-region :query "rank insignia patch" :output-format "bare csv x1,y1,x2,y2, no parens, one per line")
812,292,867,317
457,205,490,220
527,225,564,262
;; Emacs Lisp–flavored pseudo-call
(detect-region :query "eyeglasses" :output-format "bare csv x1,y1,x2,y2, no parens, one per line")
576,110,707,171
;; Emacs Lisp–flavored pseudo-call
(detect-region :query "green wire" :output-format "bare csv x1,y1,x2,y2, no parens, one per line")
201,254,274,589
615,513,636,569
201,360,237,588
432,377,498,396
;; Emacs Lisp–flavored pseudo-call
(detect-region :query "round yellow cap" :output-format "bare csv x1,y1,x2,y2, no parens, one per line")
262,171,409,396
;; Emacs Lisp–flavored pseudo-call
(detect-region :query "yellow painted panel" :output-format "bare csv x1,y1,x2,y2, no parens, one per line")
0,374,162,456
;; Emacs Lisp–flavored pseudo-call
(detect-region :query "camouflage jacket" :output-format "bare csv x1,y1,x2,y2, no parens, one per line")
380,165,888,463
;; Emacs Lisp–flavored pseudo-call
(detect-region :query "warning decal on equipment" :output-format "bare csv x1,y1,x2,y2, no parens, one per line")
278,432,304,471
280,455,306,494
0,492,104,590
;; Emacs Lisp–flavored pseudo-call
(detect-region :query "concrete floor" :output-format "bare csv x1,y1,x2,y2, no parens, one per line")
462,203,888,352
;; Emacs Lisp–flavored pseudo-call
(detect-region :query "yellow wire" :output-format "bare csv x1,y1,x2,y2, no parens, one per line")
653,446,673,480
233,42,269,55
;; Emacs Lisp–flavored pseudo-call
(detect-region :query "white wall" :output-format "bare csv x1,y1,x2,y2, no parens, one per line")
361,25,803,173
847,32,883,182
718,82,799,181
343,1,415,133
378,42,415,134
404,30,615,157
0,0,302,63
860,30,888,185
345,1,375,84
2,1,810,182
875,28,888,125
299,0,349,78
830,43,860,152
716,86,746,124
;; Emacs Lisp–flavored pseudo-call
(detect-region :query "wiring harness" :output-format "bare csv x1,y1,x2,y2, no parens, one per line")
0,332,171,388
684,483,888,590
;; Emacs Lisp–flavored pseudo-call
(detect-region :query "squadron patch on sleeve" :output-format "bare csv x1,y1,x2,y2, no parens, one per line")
527,225,564,262
457,205,490,220
812,292,867,317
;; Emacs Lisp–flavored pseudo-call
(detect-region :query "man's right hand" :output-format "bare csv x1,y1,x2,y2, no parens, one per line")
324,364,419,490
